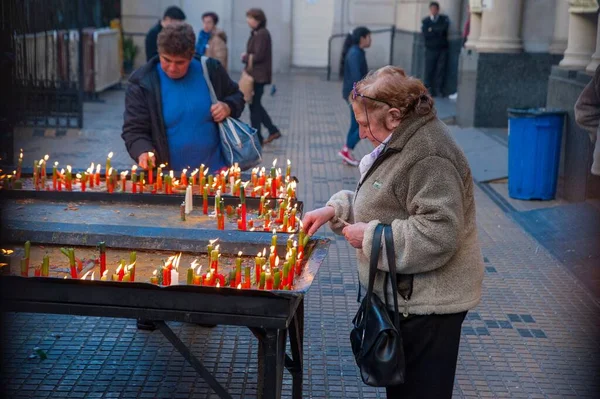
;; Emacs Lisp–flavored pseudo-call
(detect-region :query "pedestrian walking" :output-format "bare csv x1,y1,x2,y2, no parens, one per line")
339,27,371,166
575,64,600,176
302,66,484,398
421,1,449,97
145,6,186,62
195,11,228,71
242,8,281,146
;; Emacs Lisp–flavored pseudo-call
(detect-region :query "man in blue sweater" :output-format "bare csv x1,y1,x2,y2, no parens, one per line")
339,26,371,166
422,1,450,97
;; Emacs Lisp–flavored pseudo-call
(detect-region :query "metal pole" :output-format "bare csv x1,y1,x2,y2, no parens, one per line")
389,25,396,66
77,0,84,128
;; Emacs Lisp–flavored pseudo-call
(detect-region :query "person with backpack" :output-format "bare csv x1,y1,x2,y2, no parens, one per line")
339,27,371,166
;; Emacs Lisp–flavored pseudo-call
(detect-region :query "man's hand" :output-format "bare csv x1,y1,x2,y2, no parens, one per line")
342,222,368,249
211,101,231,123
137,152,156,170
302,206,336,236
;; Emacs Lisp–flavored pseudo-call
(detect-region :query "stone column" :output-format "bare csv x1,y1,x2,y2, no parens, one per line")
464,11,482,50
586,14,600,73
559,11,598,69
550,0,570,54
476,0,524,53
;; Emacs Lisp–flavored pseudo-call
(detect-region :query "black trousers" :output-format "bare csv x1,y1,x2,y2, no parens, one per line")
249,83,279,144
385,311,467,399
424,47,448,97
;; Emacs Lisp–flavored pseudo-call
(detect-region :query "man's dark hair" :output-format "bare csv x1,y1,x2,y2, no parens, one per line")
429,1,440,9
202,12,219,25
163,6,186,21
351,26,371,44
157,22,195,58
246,8,267,28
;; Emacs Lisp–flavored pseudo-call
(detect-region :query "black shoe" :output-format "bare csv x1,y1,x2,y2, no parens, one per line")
264,132,282,144
136,319,157,331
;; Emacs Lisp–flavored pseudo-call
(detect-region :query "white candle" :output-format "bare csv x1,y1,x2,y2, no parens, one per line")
185,185,193,214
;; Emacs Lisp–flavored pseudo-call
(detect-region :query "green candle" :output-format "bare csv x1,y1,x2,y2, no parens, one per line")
41,255,50,277
271,231,277,247
187,265,194,285
130,251,137,281
259,271,266,289
273,270,281,289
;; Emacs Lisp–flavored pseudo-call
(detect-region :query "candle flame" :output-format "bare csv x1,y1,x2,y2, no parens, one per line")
127,262,135,271
54,161,58,167
121,171,128,177
191,169,198,176
287,159,291,166
205,167,209,175
182,168,187,174
262,248,267,257
294,241,298,248
66,165,72,173
169,170,174,178
76,173,81,179
148,151,154,158
209,239,219,245
190,259,199,269
165,255,176,267
159,163,165,168
64,276,68,279
215,244,220,252
1,249,14,255
132,165,138,172
96,164,101,173
152,270,157,276
60,168,65,174
173,253,182,269
275,256,280,267
237,283,242,289
196,265,202,275
238,251,243,257
19,151,23,159
116,264,122,273
81,270,92,280
272,159,277,167
108,152,113,159
44,154,49,161
108,167,113,175
216,281,221,288
91,272,95,280
272,229,277,235
38,159,43,166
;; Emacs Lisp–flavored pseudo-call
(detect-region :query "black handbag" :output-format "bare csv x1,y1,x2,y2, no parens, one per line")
350,224,406,387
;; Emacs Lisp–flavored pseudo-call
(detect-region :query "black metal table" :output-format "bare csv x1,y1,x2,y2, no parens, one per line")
0,199,328,399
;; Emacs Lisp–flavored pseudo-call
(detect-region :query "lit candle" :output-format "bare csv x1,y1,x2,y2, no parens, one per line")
191,169,198,186
52,161,58,190
251,167,258,187
98,242,106,277
139,172,145,194
65,165,72,191
88,163,94,188
106,152,113,179
76,173,85,192
187,262,195,285
259,269,266,290
239,182,248,230
16,149,23,180
185,185,193,214
271,159,277,180
39,159,46,190
147,151,154,185
203,184,209,215
169,171,174,194
95,164,101,186
157,164,164,190
273,269,281,290
259,195,266,216
291,204,298,230
181,168,188,187
42,154,49,178
107,168,114,193
265,269,273,290
150,270,158,285
170,253,181,285
58,169,64,191
236,251,243,286
120,171,128,192
131,165,138,193
41,255,50,277
286,159,291,180
229,173,235,195
101,270,109,281
129,251,137,281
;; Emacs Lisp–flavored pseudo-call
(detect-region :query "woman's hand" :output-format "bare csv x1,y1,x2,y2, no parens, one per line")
302,206,335,236
342,222,368,249
211,101,231,123
137,152,156,170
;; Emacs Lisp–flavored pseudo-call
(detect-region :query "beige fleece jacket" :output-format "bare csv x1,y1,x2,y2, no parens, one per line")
327,111,484,315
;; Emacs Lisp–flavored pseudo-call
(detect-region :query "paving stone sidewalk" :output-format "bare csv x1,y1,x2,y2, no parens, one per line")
3,70,600,398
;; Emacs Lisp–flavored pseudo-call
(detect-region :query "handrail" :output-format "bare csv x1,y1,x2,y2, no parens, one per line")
327,25,396,81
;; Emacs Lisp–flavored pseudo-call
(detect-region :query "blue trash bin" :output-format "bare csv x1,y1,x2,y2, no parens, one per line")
507,108,565,200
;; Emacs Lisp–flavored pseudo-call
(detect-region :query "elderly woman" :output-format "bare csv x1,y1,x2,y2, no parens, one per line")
303,66,483,398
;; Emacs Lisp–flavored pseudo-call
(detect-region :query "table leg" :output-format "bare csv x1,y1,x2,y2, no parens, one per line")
260,328,287,399
155,320,233,399
288,299,304,399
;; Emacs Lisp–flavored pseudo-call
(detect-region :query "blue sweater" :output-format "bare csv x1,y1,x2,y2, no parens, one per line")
343,45,368,100
195,30,211,56
157,59,227,171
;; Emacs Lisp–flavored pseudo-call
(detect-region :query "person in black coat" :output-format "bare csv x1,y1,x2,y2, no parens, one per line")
421,1,450,97
123,22,245,171
145,6,186,62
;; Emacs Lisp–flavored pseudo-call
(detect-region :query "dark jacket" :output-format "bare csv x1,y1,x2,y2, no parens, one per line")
421,15,450,49
121,56,245,166
245,26,273,84
342,45,368,100
145,21,162,62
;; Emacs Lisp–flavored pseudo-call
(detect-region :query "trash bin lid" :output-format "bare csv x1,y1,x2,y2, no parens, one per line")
508,108,566,117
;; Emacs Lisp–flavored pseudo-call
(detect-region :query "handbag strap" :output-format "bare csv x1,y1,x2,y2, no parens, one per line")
200,56,218,105
383,225,401,330
362,224,385,331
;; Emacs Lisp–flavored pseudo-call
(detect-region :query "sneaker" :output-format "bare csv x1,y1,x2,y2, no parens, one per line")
338,147,359,166
264,131,282,144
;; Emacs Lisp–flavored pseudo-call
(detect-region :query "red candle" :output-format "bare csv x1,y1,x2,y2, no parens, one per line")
203,185,209,215
162,267,170,286
52,162,58,190
120,171,128,192
99,242,106,276
78,174,86,192
266,272,273,290
118,265,125,281
57,177,62,191
181,169,188,187
95,164,101,186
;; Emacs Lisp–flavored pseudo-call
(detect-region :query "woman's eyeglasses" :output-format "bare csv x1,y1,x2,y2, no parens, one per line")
352,82,392,107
